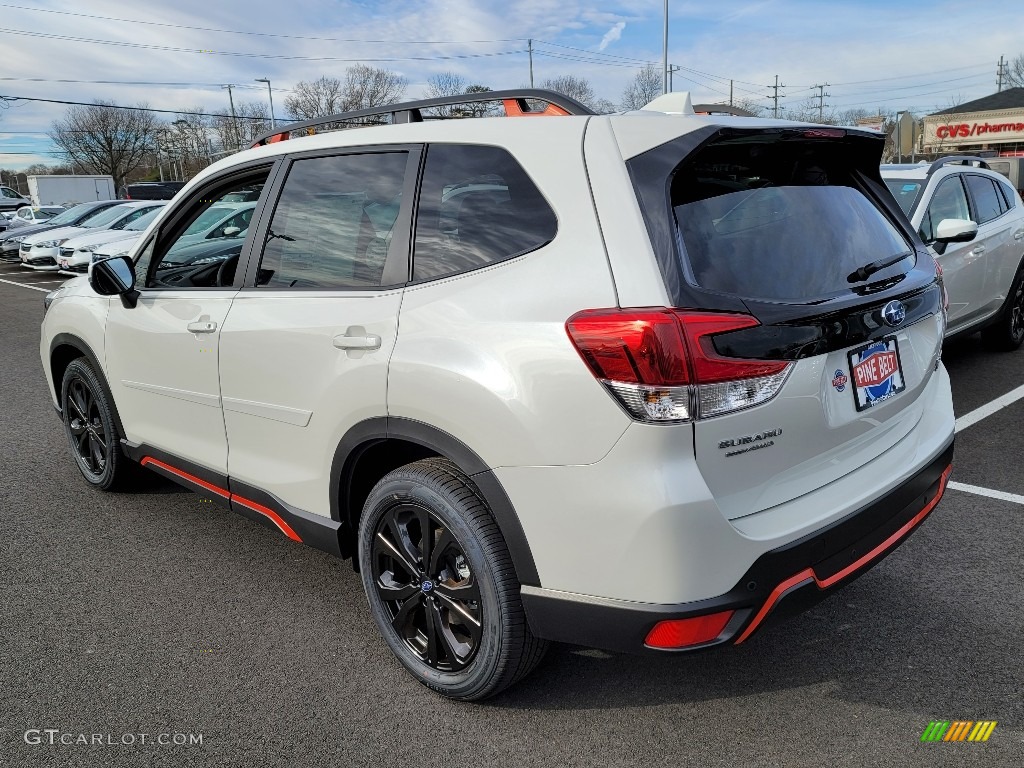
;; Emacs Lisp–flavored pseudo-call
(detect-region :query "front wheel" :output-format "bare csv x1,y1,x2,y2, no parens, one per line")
358,458,547,701
60,358,133,490
982,260,1024,351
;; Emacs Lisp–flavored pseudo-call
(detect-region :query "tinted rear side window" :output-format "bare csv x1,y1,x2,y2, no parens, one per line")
256,152,407,289
965,175,1003,224
413,144,557,282
998,179,1017,209
671,136,911,302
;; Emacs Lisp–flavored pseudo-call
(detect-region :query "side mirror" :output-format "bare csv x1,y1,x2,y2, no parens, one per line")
934,218,978,244
222,226,242,238
89,255,139,308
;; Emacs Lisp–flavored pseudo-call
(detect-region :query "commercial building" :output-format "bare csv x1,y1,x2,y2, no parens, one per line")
923,87,1024,157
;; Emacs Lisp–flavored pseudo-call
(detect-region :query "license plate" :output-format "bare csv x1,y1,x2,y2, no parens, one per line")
847,336,905,411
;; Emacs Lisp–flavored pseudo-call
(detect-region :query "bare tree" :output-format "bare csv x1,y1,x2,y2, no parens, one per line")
49,101,160,191
1005,53,1024,89
284,76,346,120
341,64,407,113
208,101,270,155
424,73,497,117
621,65,663,110
542,75,597,108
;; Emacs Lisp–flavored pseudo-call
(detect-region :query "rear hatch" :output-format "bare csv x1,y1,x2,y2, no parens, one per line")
626,125,945,520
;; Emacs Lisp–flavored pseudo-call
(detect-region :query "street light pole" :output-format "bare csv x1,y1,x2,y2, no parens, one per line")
255,78,276,129
662,0,669,95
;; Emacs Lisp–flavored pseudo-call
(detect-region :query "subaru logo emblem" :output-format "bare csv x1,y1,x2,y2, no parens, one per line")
882,300,906,328
420,580,434,593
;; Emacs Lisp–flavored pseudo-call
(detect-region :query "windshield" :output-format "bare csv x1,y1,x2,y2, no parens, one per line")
125,208,162,231
884,179,924,215
47,204,101,227
182,206,236,235
80,204,131,228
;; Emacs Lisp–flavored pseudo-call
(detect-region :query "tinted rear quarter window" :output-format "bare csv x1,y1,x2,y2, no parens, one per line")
964,175,1002,224
413,144,557,282
670,135,911,302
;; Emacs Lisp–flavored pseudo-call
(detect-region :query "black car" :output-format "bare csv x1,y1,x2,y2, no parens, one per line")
0,200,124,260
119,182,187,201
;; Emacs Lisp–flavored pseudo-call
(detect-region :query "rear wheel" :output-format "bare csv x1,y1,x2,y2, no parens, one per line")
60,358,133,490
982,260,1024,351
358,458,547,700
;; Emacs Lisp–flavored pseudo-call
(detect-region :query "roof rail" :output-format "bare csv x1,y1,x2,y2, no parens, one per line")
250,88,595,148
927,155,990,176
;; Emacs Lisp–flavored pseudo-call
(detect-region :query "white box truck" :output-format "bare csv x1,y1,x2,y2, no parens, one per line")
27,175,116,207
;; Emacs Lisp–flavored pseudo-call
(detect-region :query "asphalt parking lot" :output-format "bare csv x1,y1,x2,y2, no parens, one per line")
1,271,1022,768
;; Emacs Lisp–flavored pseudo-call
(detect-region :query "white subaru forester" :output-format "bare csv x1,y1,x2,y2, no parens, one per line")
41,90,955,700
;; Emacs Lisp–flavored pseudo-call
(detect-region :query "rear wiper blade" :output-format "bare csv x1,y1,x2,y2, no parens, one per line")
847,252,911,283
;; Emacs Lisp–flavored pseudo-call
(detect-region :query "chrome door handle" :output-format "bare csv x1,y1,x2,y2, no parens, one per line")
1014,229,1024,240
333,333,381,350
187,319,217,333
971,245,985,255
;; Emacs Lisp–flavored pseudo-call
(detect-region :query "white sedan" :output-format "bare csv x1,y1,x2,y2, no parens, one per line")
56,206,165,276
19,201,163,271
883,157,1024,350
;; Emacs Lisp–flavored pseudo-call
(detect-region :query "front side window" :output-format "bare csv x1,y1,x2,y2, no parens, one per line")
965,175,1003,224
919,176,970,243
141,171,269,289
412,144,557,282
255,152,408,290
2,187,21,199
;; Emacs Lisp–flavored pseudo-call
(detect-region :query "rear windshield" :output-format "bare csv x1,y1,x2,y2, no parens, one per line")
883,179,924,214
671,135,912,303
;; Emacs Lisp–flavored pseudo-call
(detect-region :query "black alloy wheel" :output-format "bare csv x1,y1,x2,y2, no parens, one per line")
60,358,132,490
983,261,1024,351
358,458,547,700
371,503,482,671
67,375,108,477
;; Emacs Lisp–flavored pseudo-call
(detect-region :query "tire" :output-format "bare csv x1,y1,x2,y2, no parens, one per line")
60,357,134,490
358,458,547,701
982,259,1024,351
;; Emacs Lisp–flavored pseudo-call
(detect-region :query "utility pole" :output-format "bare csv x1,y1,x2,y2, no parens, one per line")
729,79,734,106
668,64,680,92
814,83,830,121
222,84,240,151
997,55,1006,92
769,75,784,118
528,39,534,88
662,0,669,95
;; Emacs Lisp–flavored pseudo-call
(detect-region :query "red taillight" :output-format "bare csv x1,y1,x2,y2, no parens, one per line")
645,611,734,649
566,309,790,421
563,309,690,386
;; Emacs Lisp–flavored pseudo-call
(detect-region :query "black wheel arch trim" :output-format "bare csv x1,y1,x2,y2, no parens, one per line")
48,333,127,439
330,416,541,587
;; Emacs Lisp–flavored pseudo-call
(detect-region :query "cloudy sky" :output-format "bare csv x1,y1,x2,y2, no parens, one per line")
0,0,1020,170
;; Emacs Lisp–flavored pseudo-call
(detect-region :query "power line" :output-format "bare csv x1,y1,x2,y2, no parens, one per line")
0,28,525,63
0,95,271,121
0,4,523,46
0,77,286,91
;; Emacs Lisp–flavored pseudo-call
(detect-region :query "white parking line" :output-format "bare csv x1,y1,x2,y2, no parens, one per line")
0,277,48,293
948,481,1024,506
954,383,1024,433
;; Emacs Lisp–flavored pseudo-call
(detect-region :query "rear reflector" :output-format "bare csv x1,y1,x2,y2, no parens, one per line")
645,611,734,649
566,308,791,422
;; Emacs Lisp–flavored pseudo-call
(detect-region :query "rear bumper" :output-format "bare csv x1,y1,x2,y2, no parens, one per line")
521,439,953,653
